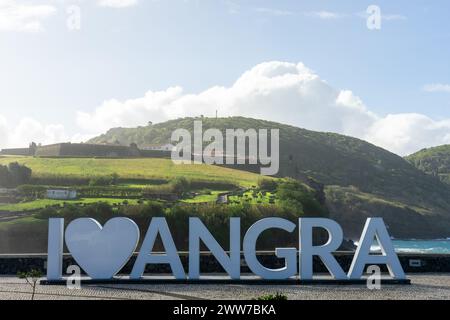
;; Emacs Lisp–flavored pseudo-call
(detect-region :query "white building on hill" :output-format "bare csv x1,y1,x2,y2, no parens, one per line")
47,189,77,200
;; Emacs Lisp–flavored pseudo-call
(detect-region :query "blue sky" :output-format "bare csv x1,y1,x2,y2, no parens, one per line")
1,0,450,155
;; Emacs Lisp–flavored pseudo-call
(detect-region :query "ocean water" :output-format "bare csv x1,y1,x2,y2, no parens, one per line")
354,239,450,254
358,239,450,254
391,239,450,254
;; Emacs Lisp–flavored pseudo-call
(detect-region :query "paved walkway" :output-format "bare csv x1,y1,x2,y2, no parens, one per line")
0,274,449,300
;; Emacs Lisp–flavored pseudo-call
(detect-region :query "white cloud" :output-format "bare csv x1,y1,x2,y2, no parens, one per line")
382,14,407,21
366,114,450,156
255,7,294,16
0,115,8,148
304,11,344,19
0,116,69,150
0,0,56,32
423,83,450,93
356,11,407,21
97,0,138,8
78,61,377,138
10,118,67,146
254,8,405,21
76,61,450,156
3,61,449,156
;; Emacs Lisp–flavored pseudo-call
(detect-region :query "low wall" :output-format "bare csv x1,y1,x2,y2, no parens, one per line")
1,252,449,275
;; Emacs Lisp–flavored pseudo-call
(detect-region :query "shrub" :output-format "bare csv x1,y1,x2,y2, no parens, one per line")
258,178,278,191
81,202,115,222
35,207,61,219
256,293,288,301
17,185,46,197
276,179,328,217
170,177,190,195
89,175,114,186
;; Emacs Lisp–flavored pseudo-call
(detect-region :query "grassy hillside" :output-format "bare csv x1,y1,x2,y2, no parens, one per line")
88,117,450,237
406,145,450,185
0,177,326,253
0,198,139,212
0,156,262,187
325,186,441,239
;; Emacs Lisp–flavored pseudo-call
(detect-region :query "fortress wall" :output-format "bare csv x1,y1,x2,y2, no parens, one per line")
26,142,167,158
35,143,141,157
61,143,140,157
140,150,171,158
35,144,62,157
0,148,32,156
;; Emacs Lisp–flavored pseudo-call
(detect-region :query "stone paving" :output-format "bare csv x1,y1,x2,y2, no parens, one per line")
0,274,449,300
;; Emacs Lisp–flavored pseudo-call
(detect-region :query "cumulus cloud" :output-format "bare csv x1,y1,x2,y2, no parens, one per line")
76,62,377,138
0,116,69,150
0,0,57,32
4,61,450,156
366,114,450,155
97,0,138,8
9,118,68,147
75,61,450,155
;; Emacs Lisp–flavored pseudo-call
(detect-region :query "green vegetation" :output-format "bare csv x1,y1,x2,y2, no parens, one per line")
0,162,32,187
0,199,327,253
325,185,446,238
17,269,43,300
87,116,450,237
229,190,277,205
87,116,450,208
2,116,450,249
406,144,450,184
0,198,139,212
89,173,119,186
182,191,223,203
0,156,261,187
255,293,288,301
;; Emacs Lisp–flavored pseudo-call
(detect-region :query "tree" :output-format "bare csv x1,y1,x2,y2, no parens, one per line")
18,269,43,300
8,162,32,186
258,178,278,191
0,162,32,187
171,177,190,195
0,165,11,187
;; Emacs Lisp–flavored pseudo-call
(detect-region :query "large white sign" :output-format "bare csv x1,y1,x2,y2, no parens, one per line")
46,217,406,281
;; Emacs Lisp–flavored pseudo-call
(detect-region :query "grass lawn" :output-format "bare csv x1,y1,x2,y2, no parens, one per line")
0,156,264,187
181,191,223,203
0,198,139,212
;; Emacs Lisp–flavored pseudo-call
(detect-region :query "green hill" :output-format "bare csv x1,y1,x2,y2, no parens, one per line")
406,145,450,185
88,117,450,238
